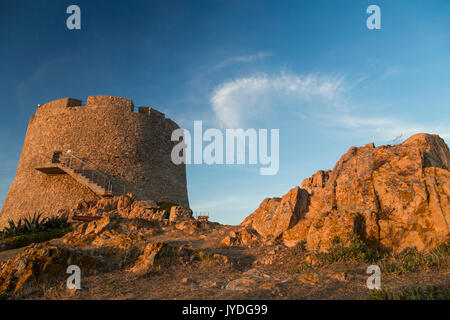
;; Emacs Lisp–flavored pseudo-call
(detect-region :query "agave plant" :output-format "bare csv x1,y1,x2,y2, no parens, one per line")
3,218,27,237
44,213,70,229
22,212,46,233
1,212,70,238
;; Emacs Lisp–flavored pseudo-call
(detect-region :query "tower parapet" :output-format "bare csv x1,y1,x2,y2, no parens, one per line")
86,95,134,112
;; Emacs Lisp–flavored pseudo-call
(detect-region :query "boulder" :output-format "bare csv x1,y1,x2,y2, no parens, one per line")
243,133,450,253
175,220,202,232
83,215,118,235
221,228,261,246
69,194,168,222
169,206,193,224
93,197,119,213
225,268,285,292
0,243,102,298
327,272,347,281
127,200,167,221
128,242,179,276
297,272,320,285
117,193,135,216
241,186,309,240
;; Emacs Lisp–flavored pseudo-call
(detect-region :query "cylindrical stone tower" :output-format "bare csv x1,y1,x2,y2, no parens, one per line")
0,95,189,227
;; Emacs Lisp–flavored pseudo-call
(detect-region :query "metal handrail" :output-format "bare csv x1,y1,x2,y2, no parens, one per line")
38,151,126,195
61,153,113,193
61,152,110,181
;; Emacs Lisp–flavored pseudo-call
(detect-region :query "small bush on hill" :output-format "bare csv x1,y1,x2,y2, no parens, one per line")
380,243,449,274
314,235,384,266
0,227,73,251
366,285,450,300
0,212,70,239
157,201,179,213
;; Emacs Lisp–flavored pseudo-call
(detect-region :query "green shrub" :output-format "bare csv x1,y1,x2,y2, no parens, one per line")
157,201,179,213
380,243,449,274
43,214,71,230
312,237,449,272
0,227,73,251
290,240,307,254
0,213,71,239
367,285,450,300
314,235,384,266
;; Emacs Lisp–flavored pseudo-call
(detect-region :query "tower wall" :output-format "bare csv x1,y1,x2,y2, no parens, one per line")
0,95,189,227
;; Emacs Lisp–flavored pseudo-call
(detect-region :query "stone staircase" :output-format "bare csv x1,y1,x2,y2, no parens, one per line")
35,151,119,197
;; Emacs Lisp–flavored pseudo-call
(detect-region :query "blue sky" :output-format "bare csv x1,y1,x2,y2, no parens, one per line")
0,0,449,225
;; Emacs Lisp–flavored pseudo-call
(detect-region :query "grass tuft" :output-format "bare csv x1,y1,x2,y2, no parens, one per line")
380,243,449,274
314,235,383,266
366,285,450,300
290,240,307,254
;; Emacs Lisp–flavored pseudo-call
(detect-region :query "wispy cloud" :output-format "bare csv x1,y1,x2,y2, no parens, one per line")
210,72,346,127
214,52,272,70
209,71,450,142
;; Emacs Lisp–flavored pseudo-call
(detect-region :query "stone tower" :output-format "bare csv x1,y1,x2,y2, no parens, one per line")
0,95,189,227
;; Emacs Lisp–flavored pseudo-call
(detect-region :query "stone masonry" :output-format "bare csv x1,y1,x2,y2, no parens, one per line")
0,95,189,227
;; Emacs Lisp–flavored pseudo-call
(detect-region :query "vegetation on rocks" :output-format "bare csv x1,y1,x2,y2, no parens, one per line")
0,133,448,300
314,235,384,266
0,227,72,251
157,201,179,213
0,213,72,251
366,285,450,300
290,240,307,254
245,133,450,253
288,234,449,277
0,213,70,239
380,243,449,274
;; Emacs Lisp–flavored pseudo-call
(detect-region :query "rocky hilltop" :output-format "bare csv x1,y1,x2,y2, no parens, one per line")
242,133,450,253
0,133,448,300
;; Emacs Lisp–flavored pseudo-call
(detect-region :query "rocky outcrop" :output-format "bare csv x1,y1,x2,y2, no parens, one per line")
62,215,155,269
128,242,180,276
242,134,450,253
169,206,194,224
0,243,103,297
128,241,231,276
222,228,261,247
241,187,309,241
0,213,229,297
68,193,196,224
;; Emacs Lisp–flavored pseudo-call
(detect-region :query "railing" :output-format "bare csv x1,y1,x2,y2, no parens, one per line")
60,151,113,193
39,151,126,195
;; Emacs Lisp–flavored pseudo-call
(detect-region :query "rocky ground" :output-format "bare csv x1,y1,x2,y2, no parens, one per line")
0,133,448,300
0,213,448,300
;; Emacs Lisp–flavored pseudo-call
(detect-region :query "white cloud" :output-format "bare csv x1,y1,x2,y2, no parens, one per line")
209,71,450,143
215,52,272,69
210,73,346,127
